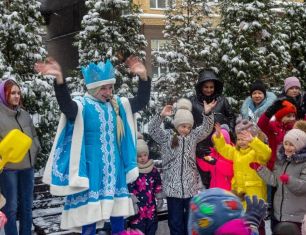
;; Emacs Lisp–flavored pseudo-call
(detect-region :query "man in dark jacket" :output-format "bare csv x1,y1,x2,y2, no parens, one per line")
190,69,236,188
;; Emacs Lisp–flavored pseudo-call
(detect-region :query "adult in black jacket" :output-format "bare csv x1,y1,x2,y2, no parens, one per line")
190,69,236,188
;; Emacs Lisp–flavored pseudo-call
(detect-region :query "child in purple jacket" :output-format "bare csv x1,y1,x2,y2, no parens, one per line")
128,134,162,235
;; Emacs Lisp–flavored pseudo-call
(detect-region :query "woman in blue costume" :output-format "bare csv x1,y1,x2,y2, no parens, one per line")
35,56,151,234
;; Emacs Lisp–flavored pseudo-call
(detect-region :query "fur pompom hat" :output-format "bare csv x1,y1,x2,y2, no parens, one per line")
173,98,194,129
283,129,306,153
189,188,244,235
235,117,258,136
274,100,297,121
137,133,149,156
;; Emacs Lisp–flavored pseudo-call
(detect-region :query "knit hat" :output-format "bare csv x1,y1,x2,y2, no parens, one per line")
215,219,251,235
188,188,244,235
137,133,149,156
250,80,266,97
173,98,194,129
235,117,258,136
283,129,306,152
274,100,297,121
284,76,301,93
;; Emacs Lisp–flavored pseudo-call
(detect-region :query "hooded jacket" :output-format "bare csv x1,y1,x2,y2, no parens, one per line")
0,79,40,169
190,70,236,156
258,145,306,223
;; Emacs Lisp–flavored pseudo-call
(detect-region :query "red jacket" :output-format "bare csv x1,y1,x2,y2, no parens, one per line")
257,113,293,170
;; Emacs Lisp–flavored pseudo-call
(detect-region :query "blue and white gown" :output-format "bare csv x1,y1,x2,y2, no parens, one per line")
43,94,138,232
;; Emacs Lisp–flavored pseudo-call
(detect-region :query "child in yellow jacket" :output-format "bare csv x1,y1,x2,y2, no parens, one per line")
212,119,271,206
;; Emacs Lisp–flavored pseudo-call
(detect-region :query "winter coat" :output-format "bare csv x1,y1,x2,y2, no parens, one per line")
257,113,293,170
0,102,40,170
128,160,162,225
257,146,306,223
148,113,214,198
240,91,277,123
190,73,236,156
197,147,233,191
212,135,271,206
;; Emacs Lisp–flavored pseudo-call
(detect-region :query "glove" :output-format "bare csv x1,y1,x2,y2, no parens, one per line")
279,173,289,184
249,162,262,171
265,99,284,118
243,195,267,228
204,155,217,165
0,211,7,228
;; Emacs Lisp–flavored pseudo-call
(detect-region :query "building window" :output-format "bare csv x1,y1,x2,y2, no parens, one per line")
150,0,174,9
151,39,169,78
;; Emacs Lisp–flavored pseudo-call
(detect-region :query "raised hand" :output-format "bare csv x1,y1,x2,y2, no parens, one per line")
244,195,267,228
239,130,254,143
35,57,64,84
160,105,173,118
125,56,147,81
214,123,222,138
203,100,217,114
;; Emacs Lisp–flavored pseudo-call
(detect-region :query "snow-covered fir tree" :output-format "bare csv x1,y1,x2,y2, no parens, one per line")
75,0,147,93
152,0,218,108
278,1,306,79
0,0,59,169
216,0,291,100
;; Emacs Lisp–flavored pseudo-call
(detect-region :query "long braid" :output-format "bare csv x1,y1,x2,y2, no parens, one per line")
110,97,124,145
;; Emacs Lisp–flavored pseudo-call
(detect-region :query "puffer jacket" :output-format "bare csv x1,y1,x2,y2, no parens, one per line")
190,70,236,156
257,146,306,223
148,113,214,198
213,135,271,207
0,102,41,169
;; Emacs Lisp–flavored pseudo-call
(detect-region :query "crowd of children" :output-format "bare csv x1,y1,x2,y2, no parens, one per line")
1,55,306,235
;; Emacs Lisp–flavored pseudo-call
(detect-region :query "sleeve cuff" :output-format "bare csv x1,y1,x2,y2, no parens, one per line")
126,167,139,184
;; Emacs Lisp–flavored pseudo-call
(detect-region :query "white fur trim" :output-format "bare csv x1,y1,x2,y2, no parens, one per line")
126,167,139,184
61,197,135,231
43,100,89,195
86,79,116,90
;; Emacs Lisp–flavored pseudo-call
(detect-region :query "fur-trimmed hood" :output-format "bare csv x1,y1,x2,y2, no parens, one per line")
240,91,276,120
277,145,306,163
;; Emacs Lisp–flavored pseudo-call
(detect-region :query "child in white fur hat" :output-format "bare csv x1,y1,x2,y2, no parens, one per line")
253,128,306,231
128,133,162,235
148,98,216,235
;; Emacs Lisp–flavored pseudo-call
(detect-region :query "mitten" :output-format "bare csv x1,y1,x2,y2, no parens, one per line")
243,195,267,228
279,173,289,184
0,211,7,228
249,162,262,171
265,99,284,118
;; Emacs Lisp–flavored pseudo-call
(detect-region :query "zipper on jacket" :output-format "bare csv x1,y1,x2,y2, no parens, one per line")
15,111,32,167
279,161,290,221
181,138,185,198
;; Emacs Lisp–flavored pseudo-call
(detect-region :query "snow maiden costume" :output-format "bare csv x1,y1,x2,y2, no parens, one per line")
43,60,149,232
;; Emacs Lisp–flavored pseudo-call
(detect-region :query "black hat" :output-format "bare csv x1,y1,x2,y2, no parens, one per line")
250,80,266,97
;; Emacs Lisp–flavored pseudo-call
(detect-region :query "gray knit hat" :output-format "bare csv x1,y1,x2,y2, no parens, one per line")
137,133,149,156
235,117,258,136
284,129,306,152
173,98,194,129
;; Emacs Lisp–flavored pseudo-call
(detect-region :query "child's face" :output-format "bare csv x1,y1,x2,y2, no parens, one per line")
177,123,192,137
281,113,296,125
283,140,296,157
236,133,251,149
137,152,149,164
